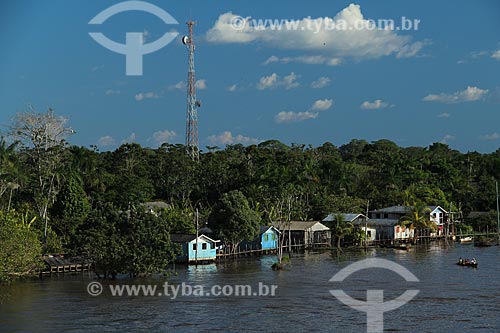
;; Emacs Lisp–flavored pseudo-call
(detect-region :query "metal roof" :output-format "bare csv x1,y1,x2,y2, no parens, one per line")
367,218,403,226
284,221,330,231
322,213,367,222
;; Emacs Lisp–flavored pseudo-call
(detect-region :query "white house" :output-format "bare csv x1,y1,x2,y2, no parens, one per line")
323,213,376,243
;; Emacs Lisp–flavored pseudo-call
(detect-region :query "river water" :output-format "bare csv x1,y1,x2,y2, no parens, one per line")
1,242,499,332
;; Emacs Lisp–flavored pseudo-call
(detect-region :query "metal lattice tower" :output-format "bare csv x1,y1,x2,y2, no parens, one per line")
183,21,200,161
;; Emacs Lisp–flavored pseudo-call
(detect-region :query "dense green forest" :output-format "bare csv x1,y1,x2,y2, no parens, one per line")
1,109,500,280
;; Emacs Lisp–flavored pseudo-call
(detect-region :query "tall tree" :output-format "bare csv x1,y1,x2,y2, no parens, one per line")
9,108,74,241
212,190,261,253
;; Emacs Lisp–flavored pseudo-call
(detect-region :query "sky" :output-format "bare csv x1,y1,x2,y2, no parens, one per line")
0,0,499,152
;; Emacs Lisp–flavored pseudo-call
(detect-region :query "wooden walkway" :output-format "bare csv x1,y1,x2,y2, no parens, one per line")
216,242,331,259
41,255,92,275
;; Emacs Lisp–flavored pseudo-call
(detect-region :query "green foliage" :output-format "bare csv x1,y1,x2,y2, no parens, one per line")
80,204,174,278
212,190,261,252
0,210,43,282
327,214,354,249
51,174,90,249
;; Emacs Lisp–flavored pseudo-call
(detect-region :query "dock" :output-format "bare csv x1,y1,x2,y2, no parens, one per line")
41,254,92,275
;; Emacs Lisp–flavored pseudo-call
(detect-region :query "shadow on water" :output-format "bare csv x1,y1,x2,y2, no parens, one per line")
1,242,500,332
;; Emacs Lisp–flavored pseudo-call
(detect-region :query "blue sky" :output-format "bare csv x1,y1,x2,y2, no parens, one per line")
1,0,499,152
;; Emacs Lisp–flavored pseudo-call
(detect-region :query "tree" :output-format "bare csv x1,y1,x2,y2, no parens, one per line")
212,190,261,253
328,213,354,249
9,108,74,242
80,204,174,278
51,174,90,250
400,202,435,240
0,210,43,282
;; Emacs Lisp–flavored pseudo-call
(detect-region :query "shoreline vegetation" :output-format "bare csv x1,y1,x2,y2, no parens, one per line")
2,109,500,282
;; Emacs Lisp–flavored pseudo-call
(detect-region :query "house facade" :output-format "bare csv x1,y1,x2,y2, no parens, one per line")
279,221,330,247
368,205,448,240
171,234,219,264
323,213,376,243
238,226,280,251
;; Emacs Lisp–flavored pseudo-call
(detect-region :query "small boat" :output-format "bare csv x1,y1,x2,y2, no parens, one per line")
381,243,410,250
460,236,473,243
457,261,478,268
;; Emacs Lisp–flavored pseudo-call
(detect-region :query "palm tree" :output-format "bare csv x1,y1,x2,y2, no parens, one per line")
400,202,436,241
330,213,354,249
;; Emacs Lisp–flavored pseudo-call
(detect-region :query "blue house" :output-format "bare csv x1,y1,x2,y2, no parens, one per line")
238,226,280,251
260,226,280,250
171,234,219,264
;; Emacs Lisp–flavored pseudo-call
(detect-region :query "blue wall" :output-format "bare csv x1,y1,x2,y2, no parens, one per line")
261,229,278,250
187,239,216,261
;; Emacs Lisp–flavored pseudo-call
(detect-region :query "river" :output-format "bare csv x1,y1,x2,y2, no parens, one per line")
1,242,499,332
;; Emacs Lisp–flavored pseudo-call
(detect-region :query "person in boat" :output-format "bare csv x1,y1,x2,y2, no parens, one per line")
458,257,463,264
465,258,470,264
471,258,477,264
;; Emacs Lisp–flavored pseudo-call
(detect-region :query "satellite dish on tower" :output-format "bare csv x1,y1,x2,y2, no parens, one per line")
182,36,189,45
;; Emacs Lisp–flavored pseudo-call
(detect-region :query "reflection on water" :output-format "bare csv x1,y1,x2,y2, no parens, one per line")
1,241,500,332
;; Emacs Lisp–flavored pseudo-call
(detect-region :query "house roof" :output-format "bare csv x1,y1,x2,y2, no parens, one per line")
370,206,411,214
141,201,170,211
428,206,448,214
283,221,330,231
323,213,367,222
170,234,219,244
371,205,448,214
260,225,281,234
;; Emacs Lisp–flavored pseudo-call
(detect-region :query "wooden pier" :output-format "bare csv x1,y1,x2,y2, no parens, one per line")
41,255,92,275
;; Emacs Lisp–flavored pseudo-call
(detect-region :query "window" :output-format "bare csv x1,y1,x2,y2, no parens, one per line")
192,243,197,251
264,234,268,242
202,243,207,250
271,234,276,240
384,213,388,219
211,243,215,249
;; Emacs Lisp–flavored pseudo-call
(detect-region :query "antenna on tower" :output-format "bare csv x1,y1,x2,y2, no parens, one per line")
183,21,200,161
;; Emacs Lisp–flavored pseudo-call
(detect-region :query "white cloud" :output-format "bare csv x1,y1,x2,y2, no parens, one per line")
311,77,331,89
91,64,104,72
97,135,115,147
275,98,333,123
480,132,499,141
105,89,120,95
152,130,176,145
168,80,206,91
195,79,207,90
228,84,237,92
122,133,137,144
206,5,425,60
135,91,158,101
423,86,489,104
168,81,186,91
440,134,455,144
360,99,391,110
492,50,500,61
207,131,260,146
257,72,299,90
311,98,333,111
262,55,342,66
437,112,450,118
275,111,319,123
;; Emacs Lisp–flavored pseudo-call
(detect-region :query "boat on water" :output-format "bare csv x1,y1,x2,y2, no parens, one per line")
460,236,473,243
457,261,478,268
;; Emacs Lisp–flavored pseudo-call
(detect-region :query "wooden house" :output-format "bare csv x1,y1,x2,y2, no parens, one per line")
238,226,280,252
279,221,330,247
170,234,219,264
